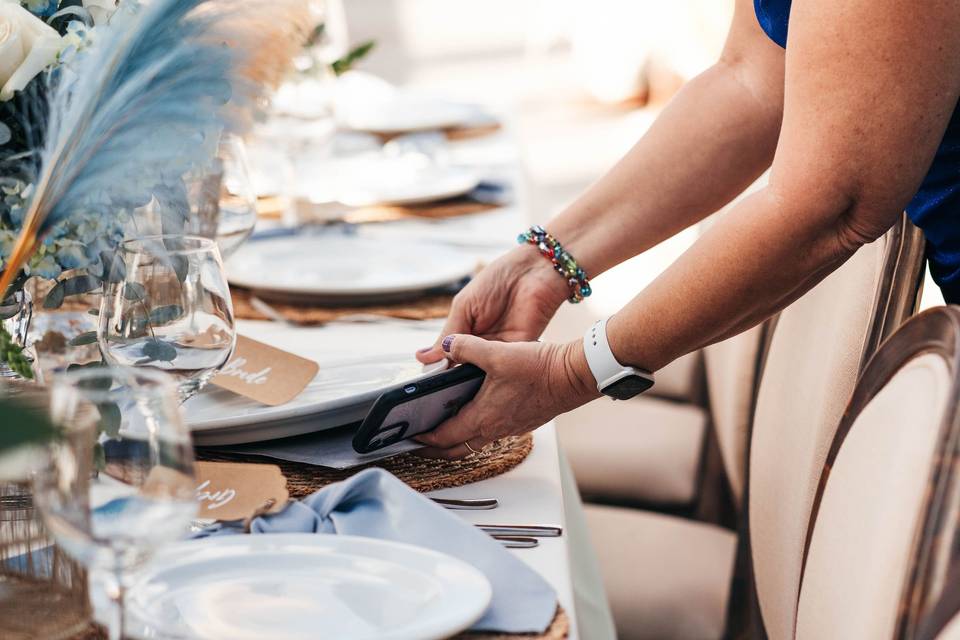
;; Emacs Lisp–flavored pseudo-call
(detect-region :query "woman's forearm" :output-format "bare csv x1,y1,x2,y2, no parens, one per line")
548,57,783,277
600,186,879,373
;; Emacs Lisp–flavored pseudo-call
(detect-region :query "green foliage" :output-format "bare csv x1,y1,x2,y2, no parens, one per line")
0,324,33,379
0,396,57,454
331,40,376,76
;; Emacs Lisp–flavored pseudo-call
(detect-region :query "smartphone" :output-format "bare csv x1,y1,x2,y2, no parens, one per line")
352,364,486,454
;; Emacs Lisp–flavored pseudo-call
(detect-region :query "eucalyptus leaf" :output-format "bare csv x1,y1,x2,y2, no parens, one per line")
97,403,121,438
123,282,146,301
143,338,177,362
93,441,106,471
102,251,126,283
148,305,183,325
171,255,189,283
62,275,100,297
68,331,98,347
43,281,66,309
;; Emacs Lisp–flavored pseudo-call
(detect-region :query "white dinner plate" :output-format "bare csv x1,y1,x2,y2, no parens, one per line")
333,72,487,135
291,153,480,208
183,320,445,443
336,163,480,207
124,534,492,640
226,234,476,304
185,354,425,444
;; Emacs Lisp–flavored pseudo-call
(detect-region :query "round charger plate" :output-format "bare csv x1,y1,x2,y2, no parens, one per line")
124,534,492,640
184,319,447,445
226,234,476,304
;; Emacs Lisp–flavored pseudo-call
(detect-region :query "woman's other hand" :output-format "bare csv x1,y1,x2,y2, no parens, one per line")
415,333,600,459
415,246,570,364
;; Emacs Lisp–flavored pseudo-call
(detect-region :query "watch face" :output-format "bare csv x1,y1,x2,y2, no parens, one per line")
603,374,655,400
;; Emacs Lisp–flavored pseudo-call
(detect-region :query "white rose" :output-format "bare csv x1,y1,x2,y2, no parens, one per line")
0,0,60,101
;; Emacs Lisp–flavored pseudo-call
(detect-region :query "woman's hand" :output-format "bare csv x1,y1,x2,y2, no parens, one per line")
415,246,569,365
415,333,600,459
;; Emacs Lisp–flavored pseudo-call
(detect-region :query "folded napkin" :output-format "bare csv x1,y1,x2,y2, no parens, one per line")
197,468,557,634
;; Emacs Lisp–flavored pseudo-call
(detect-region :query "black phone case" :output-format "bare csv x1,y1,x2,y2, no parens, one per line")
352,364,486,454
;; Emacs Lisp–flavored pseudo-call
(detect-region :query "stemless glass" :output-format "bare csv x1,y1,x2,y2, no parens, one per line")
184,135,257,260
98,235,236,402
33,367,197,640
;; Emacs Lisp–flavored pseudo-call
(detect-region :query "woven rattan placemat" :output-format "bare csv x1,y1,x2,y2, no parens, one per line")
231,285,454,325
461,607,570,639
256,193,499,222
75,605,567,640
197,433,533,498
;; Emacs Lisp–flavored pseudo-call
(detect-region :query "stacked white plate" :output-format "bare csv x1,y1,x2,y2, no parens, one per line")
185,320,444,445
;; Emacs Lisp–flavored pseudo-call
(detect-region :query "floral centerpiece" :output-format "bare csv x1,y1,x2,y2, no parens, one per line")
0,1,121,378
0,0,309,379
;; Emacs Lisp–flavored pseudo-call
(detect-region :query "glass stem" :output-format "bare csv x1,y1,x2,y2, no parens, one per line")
110,566,126,640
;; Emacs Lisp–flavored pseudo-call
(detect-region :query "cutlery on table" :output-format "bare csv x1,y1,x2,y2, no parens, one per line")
432,497,499,510
477,524,562,538
493,536,539,549
249,295,301,327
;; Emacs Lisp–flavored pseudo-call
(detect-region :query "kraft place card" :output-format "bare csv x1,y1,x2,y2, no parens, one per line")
194,461,289,521
211,334,319,406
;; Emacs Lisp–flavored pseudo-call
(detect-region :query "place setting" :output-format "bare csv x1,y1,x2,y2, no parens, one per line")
0,2,571,639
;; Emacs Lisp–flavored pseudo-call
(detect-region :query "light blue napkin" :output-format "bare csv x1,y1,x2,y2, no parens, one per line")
198,467,557,634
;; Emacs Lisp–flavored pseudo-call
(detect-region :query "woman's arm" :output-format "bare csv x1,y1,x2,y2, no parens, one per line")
602,0,960,372
551,0,785,277
416,0,787,365
417,0,960,458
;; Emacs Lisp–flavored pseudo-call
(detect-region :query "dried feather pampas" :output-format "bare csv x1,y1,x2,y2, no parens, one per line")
0,0,311,297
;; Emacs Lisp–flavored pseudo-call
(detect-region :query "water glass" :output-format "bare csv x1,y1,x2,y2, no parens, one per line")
33,366,197,640
98,235,236,402
183,135,257,259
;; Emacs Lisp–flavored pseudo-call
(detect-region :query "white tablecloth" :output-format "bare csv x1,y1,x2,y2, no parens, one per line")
428,424,580,639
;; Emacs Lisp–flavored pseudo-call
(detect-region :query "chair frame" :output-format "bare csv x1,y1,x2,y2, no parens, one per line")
726,212,927,639
801,306,960,640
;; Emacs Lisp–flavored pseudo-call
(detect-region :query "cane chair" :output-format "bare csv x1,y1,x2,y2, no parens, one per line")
796,306,960,640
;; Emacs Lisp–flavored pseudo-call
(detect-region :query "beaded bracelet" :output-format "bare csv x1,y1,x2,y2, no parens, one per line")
517,225,592,303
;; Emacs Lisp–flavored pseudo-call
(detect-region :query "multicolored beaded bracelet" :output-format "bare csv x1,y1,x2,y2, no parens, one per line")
517,225,593,303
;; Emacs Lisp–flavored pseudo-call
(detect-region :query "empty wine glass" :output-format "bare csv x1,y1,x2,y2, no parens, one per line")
183,135,258,259
33,366,196,640
98,235,236,402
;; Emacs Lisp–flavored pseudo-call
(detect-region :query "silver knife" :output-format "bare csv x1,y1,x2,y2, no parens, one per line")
493,535,539,549
477,524,562,537
432,497,499,510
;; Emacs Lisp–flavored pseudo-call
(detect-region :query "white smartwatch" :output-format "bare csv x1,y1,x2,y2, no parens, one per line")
582,318,655,400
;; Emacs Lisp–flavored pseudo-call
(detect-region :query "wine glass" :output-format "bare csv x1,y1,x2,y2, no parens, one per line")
183,135,258,259
98,235,236,402
33,366,197,640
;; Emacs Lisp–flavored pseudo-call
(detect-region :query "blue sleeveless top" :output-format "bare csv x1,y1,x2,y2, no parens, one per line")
756,0,960,303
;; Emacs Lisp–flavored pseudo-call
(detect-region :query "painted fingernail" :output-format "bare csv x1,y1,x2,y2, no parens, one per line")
441,335,455,353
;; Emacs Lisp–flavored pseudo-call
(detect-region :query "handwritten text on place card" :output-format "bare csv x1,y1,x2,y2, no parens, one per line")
211,335,319,406
194,461,289,521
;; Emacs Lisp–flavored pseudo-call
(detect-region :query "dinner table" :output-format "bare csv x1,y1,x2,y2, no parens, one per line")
163,120,593,639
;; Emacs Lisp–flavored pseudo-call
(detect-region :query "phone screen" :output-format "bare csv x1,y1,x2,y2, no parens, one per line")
363,376,484,450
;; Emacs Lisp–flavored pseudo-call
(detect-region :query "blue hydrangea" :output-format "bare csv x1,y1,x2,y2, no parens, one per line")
28,254,61,280
21,0,58,18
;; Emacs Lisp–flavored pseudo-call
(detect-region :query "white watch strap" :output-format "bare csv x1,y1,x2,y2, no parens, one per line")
582,317,653,392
